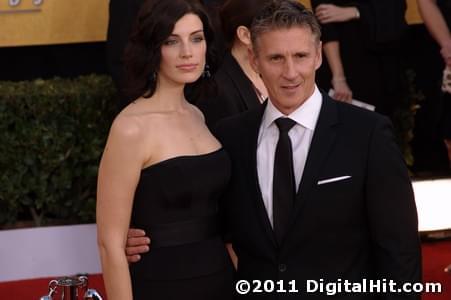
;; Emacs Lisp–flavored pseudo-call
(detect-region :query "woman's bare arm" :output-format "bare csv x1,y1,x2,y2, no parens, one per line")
97,116,146,300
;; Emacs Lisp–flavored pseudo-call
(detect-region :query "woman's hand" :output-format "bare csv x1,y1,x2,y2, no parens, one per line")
331,78,353,102
315,4,359,24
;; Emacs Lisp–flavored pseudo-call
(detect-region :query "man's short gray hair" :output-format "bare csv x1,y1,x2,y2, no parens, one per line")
250,0,321,51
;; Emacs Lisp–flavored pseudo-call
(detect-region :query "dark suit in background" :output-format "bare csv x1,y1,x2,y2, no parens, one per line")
215,93,421,299
197,52,262,129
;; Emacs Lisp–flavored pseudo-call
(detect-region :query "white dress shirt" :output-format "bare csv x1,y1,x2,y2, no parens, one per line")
257,85,322,227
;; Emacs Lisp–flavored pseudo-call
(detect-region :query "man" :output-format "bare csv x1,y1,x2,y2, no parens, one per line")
125,1,421,298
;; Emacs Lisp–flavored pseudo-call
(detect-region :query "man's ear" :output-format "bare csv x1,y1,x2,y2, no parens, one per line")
236,26,251,47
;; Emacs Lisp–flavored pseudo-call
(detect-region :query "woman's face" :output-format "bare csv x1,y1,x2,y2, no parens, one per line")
159,13,207,86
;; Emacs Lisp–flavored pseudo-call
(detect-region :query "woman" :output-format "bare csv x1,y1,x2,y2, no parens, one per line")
417,0,451,166
196,0,269,129
311,0,408,116
123,0,271,272
96,1,233,299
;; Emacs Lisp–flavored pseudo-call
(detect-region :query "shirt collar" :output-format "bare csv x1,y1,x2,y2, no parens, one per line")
260,85,323,131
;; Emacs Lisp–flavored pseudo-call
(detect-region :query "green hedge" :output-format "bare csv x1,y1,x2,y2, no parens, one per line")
0,75,116,227
392,70,424,168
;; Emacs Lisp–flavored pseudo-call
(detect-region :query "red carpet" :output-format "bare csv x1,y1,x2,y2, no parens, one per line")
0,241,449,299
422,240,451,299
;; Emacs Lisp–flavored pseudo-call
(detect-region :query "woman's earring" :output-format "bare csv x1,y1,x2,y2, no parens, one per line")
147,72,158,92
202,64,211,78
149,72,157,84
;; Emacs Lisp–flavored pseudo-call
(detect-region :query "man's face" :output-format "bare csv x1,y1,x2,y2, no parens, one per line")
251,26,322,115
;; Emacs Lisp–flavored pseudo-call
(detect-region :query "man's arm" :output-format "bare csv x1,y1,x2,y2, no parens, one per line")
125,229,236,268
365,116,421,298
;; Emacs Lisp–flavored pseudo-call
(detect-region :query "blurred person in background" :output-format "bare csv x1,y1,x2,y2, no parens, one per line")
311,0,408,118
417,0,451,167
196,0,271,129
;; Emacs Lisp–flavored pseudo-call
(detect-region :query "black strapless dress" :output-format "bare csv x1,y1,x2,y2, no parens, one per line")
129,148,233,300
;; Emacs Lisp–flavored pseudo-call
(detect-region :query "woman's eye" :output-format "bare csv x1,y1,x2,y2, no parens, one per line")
164,39,178,46
192,36,205,43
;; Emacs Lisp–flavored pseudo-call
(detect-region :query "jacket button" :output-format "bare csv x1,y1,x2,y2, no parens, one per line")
278,263,287,272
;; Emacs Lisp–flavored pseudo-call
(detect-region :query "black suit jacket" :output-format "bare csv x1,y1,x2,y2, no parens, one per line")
215,94,421,299
197,52,261,130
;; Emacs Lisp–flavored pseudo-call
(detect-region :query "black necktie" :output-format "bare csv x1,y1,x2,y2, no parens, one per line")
273,117,297,244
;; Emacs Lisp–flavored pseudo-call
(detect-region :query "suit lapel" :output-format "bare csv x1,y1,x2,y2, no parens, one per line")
293,94,339,218
241,102,278,247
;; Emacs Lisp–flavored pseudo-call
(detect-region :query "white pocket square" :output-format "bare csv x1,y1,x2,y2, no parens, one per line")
317,176,352,185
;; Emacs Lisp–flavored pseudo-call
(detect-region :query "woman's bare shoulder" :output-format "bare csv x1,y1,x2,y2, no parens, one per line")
111,99,162,140
190,103,205,122
110,111,147,143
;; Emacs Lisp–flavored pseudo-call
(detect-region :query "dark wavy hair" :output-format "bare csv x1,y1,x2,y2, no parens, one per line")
220,0,271,50
123,0,217,103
